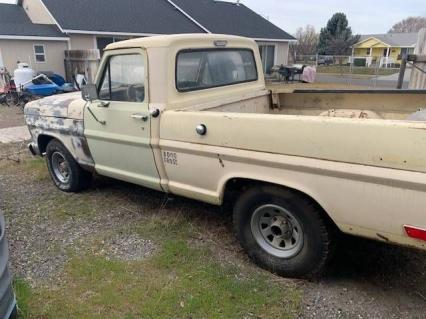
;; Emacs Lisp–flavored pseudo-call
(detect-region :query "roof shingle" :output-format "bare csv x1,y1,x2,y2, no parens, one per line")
41,0,204,34
0,4,65,38
171,0,295,40
359,33,418,47
41,0,294,41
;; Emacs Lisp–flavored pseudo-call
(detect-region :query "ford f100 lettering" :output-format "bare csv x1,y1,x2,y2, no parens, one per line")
24,34,426,278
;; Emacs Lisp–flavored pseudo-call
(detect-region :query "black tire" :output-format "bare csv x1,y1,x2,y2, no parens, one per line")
233,185,335,278
46,139,92,192
5,91,18,106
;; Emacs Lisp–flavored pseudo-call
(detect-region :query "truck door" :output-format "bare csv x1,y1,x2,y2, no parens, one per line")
84,48,161,191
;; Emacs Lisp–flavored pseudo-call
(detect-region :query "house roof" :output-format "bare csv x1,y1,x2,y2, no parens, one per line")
41,0,204,35
41,0,293,41
0,3,66,39
358,33,418,47
170,0,295,41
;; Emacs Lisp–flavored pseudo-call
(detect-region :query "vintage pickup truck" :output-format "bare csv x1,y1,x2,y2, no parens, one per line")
24,34,426,278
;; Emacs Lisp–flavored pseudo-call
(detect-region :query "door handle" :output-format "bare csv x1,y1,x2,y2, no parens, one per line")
131,113,148,121
97,101,110,108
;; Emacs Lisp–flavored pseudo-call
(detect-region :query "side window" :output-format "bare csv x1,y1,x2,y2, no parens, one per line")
98,54,145,102
34,45,46,63
176,49,258,92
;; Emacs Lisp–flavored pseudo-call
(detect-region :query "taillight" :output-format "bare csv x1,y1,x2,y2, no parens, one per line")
404,225,426,242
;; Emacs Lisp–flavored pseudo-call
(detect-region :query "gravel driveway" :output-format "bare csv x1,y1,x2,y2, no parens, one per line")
1,143,426,318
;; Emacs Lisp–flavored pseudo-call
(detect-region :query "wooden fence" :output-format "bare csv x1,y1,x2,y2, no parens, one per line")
409,29,426,89
64,50,100,85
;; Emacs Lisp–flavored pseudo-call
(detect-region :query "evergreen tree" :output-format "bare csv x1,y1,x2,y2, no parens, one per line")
317,13,360,55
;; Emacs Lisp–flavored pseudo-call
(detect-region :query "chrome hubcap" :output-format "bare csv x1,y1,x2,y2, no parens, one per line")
51,151,70,183
250,204,303,258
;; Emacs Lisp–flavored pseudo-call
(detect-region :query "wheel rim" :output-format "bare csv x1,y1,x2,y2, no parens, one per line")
51,151,70,183
250,204,304,258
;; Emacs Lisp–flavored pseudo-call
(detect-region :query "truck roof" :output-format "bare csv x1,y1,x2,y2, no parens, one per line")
105,33,257,50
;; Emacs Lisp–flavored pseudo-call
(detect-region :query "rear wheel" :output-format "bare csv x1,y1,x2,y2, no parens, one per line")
5,91,18,106
233,185,335,278
46,139,92,192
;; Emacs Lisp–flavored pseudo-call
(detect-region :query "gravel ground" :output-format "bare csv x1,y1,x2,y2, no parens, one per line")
0,106,25,129
1,142,426,318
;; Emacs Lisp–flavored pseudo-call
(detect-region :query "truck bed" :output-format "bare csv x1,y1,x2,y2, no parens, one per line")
201,88,426,121
161,88,426,250
165,89,426,174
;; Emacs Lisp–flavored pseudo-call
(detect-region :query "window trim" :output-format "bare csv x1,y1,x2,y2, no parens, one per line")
175,48,259,93
97,52,146,103
33,44,46,63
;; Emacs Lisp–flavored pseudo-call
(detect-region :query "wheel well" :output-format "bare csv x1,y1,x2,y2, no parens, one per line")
223,178,337,228
37,135,55,154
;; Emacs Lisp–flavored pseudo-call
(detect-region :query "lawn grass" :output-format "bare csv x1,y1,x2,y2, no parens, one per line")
4,150,302,318
317,65,399,76
14,239,301,319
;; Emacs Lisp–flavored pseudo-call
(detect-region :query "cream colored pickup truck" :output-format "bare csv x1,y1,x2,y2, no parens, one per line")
24,34,426,278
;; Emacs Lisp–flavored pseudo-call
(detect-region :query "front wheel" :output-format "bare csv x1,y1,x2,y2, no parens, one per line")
233,185,335,278
46,139,92,192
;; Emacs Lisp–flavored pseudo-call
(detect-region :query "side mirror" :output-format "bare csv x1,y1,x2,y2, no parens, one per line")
81,84,98,102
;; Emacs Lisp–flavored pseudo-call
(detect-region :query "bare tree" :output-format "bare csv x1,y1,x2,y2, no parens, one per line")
289,25,319,62
389,16,426,33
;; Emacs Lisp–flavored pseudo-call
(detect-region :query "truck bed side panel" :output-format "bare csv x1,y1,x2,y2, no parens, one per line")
159,111,426,250
161,111,426,173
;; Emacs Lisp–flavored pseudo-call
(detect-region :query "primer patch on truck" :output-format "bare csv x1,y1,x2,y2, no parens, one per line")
163,151,178,166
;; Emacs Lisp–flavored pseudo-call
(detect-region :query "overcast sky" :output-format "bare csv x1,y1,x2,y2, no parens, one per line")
1,0,425,35
238,0,426,35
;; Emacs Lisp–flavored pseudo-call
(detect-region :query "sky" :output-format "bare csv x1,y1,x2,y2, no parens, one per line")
238,0,426,35
0,0,425,35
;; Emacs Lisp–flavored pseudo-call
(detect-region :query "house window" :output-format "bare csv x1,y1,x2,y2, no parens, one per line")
400,47,412,57
259,45,276,74
97,37,131,54
366,48,371,55
34,45,46,63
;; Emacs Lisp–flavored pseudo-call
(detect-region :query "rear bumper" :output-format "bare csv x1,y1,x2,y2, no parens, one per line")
0,214,17,319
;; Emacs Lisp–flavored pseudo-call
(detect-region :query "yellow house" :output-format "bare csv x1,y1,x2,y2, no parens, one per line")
352,33,417,67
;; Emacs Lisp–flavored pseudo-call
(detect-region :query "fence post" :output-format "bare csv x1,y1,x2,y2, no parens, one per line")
409,28,426,89
397,55,407,89
64,50,100,84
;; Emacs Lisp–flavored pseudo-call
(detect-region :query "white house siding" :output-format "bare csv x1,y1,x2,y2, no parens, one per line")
0,39,67,76
68,35,97,50
22,0,55,24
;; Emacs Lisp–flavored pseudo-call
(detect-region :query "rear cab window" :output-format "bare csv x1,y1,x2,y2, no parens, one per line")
176,49,258,92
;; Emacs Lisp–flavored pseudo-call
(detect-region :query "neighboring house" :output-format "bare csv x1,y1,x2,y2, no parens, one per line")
352,33,417,67
0,3,68,76
0,0,295,78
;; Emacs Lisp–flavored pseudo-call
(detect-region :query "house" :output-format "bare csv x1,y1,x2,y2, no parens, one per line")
0,0,295,78
0,3,69,76
352,33,417,68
